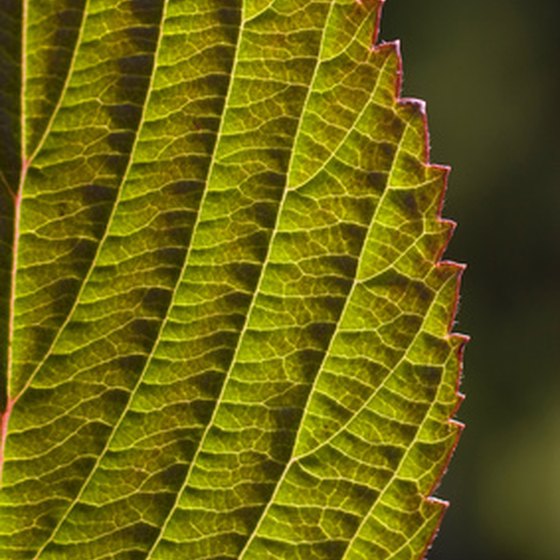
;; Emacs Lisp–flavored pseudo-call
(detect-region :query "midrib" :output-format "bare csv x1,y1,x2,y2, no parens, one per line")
0,0,27,483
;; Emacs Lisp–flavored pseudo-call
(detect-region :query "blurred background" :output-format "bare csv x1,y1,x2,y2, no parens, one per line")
382,1,560,559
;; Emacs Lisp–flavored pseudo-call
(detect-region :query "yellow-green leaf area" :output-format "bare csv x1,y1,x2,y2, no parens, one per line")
0,1,465,559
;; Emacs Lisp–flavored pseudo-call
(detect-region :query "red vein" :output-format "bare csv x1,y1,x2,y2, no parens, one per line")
1,0,28,484
0,171,15,200
0,399,14,483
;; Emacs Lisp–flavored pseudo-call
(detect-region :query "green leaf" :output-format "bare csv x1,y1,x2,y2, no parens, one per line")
0,1,466,558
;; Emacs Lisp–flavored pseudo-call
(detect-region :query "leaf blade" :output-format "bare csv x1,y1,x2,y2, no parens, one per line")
0,1,465,559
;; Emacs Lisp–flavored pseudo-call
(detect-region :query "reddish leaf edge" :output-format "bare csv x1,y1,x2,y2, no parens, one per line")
0,4,468,556
0,165,23,485
369,0,468,557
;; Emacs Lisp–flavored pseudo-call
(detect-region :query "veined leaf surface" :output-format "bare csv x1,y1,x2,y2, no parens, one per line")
0,1,466,558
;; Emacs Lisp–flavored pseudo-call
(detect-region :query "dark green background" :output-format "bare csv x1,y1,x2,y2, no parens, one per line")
383,1,560,559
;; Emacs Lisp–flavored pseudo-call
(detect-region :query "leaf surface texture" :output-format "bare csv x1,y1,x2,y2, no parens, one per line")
0,1,465,558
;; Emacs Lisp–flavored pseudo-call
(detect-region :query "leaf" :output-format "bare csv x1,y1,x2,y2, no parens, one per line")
0,1,466,558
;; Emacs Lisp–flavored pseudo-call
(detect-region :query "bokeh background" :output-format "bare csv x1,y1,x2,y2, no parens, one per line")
382,1,560,559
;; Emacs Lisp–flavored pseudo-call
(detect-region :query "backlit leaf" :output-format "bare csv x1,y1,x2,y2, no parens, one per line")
0,1,466,558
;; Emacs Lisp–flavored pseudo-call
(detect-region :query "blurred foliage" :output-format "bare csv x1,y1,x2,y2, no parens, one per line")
382,1,560,559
